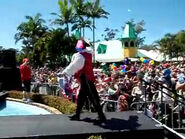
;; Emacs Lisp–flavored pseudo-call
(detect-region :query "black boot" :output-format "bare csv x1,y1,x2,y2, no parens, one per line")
69,114,80,121
94,113,107,126
99,114,107,123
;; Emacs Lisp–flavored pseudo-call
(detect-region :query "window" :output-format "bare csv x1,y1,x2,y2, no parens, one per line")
130,41,134,47
125,41,128,47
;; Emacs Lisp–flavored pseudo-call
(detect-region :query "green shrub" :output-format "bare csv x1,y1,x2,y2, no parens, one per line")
8,91,23,99
87,135,103,139
8,91,76,114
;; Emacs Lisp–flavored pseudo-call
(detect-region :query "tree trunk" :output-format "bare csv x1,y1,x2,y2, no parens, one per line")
80,28,82,38
83,27,85,37
66,23,69,36
93,18,95,63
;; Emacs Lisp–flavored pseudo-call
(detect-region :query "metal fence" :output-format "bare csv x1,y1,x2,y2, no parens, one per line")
31,82,60,96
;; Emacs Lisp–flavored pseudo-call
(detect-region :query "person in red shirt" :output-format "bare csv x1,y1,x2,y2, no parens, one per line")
20,58,32,102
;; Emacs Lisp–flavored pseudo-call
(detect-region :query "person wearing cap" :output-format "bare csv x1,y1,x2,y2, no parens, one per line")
61,38,106,124
163,63,171,87
20,58,32,102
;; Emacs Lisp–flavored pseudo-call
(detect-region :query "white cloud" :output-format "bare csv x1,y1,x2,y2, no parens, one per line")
128,9,132,12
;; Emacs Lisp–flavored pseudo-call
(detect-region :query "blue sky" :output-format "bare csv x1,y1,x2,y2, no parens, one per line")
0,0,185,50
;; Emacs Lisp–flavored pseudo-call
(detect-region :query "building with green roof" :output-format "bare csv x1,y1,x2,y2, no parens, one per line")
120,22,138,58
95,23,138,62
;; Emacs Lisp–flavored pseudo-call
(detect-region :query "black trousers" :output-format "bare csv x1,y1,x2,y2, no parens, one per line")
22,80,31,92
75,74,105,120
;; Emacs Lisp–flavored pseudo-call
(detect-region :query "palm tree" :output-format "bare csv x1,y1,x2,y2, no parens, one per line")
70,0,93,37
14,13,48,66
70,0,86,15
51,0,76,36
85,0,109,60
72,16,92,37
153,31,185,60
174,31,185,58
15,13,47,45
34,28,77,67
156,33,178,59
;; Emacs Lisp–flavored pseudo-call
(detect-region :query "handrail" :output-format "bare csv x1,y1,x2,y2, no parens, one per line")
140,79,185,130
100,98,118,103
172,105,179,111
131,100,183,131
31,82,59,86
145,79,185,100
142,79,185,105
130,100,161,109
171,105,181,129
152,118,185,139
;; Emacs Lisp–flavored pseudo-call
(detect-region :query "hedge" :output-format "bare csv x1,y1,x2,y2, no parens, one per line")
8,91,76,114
87,135,103,139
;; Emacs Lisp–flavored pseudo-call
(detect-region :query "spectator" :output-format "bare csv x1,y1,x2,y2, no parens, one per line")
117,95,128,111
20,58,32,102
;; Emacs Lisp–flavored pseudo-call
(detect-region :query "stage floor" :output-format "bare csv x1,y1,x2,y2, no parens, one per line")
0,111,164,139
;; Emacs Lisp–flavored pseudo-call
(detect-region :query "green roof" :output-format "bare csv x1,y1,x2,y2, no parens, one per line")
122,23,137,39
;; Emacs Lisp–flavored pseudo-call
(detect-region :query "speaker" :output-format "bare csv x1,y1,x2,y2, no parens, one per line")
0,50,3,67
0,49,22,91
0,92,8,110
1,49,16,68
0,67,22,91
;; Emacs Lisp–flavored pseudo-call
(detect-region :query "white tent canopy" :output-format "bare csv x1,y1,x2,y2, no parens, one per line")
138,49,183,62
138,49,164,62
95,40,124,62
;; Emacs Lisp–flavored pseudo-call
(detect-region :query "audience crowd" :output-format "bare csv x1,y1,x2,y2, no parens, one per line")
30,59,185,122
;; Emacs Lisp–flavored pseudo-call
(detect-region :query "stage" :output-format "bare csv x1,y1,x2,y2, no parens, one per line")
0,111,164,139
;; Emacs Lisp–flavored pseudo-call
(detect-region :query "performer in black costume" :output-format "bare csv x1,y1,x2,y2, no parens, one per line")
61,38,106,124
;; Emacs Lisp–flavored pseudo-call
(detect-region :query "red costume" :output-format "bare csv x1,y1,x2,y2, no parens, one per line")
75,52,95,82
20,64,31,82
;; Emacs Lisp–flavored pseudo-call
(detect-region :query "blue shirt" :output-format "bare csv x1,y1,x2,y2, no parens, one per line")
164,68,171,79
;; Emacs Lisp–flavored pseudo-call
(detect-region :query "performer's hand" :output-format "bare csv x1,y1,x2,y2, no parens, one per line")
57,73,63,77
61,72,69,80
57,73,67,78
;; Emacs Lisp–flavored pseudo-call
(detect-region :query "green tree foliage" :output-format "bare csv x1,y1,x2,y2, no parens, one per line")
16,51,26,65
15,0,110,67
139,44,156,51
14,13,48,67
35,28,77,68
15,12,77,68
82,0,109,62
154,31,185,59
175,30,185,57
15,13,48,48
72,16,92,37
70,0,93,37
85,0,109,46
51,0,76,36
159,33,177,59
101,27,119,41
70,0,86,16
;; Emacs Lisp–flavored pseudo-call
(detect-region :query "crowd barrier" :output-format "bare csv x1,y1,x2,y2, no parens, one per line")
31,82,60,96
